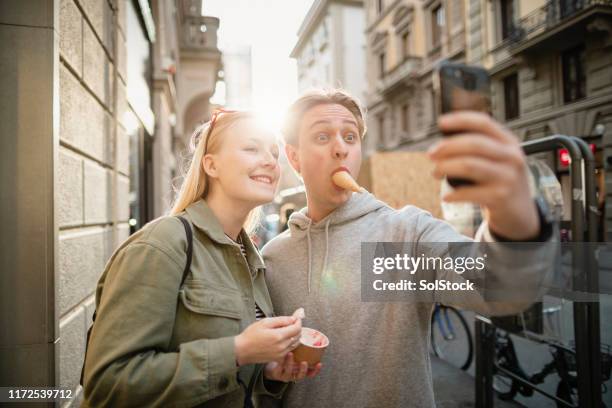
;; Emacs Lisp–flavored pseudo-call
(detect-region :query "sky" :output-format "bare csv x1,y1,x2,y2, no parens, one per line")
202,0,315,131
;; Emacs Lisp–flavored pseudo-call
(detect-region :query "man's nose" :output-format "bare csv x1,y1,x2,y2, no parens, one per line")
331,133,348,159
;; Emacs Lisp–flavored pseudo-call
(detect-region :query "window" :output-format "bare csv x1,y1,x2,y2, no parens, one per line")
401,32,410,59
503,73,519,120
379,52,386,78
431,5,445,48
128,124,154,233
560,0,582,18
562,45,586,103
377,0,383,14
127,1,154,233
401,104,409,132
500,0,515,40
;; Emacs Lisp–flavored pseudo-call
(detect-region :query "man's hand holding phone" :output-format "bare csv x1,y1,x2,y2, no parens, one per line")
428,111,541,241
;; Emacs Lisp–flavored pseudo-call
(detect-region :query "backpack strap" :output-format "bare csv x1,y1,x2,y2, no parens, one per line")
80,215,194,386
176,215,193,287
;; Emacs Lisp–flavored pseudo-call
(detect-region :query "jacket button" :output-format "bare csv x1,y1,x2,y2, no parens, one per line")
219,376,229,390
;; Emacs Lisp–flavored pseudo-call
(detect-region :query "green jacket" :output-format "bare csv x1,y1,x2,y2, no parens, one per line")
81,199,286,407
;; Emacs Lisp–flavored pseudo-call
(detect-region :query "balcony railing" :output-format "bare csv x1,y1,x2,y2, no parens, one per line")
376,55,422,94
508,0,612,43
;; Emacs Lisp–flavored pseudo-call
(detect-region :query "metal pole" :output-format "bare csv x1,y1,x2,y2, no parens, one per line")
523,135,593,407
475,317,495,408
571,137,602,405
570,137,598,241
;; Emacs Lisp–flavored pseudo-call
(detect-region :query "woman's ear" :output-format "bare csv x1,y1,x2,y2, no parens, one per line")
202,154,219,179
285,144,300,174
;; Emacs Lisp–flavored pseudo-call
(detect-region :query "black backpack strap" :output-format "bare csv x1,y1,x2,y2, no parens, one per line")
236,363,260,408
80,216,194,386
176,215,193,287
245,364,262,408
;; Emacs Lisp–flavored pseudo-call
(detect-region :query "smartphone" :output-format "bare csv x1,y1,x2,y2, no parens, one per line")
434,62,491,187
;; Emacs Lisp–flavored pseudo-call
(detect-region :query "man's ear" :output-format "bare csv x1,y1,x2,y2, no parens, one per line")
285,143,300,174
202,154,219,179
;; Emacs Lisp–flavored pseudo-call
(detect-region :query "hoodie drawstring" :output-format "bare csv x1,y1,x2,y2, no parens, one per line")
322,218,331,286
288,192,381,295
306,218,313,294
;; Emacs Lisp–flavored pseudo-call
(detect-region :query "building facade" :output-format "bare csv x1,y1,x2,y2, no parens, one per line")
365,0,612,237
152,0,221,217
292,0,367,103
219,45,253,110
0,0,220,405
276,0,367,215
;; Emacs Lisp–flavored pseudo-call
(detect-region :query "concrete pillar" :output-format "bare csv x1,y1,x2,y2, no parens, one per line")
0,0,60,391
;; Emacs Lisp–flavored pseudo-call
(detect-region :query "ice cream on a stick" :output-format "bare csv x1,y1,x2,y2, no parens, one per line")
332,170,366,193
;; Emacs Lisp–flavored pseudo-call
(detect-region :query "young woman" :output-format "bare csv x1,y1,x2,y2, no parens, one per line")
81,111,321,407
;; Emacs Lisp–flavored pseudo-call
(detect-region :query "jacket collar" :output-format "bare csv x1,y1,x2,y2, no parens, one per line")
238,229,265,271
184,199,265,270
185,199,228,244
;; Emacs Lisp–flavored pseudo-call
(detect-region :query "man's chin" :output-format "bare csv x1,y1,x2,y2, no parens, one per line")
329,189,351,206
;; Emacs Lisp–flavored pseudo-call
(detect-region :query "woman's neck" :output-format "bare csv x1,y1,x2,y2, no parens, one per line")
205,191,251,241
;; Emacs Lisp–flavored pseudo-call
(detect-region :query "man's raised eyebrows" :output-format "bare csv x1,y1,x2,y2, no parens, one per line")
308,119,358,130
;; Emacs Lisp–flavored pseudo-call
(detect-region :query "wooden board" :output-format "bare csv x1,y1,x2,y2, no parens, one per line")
358,152,442,218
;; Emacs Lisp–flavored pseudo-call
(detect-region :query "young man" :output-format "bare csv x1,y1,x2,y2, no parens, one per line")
261,89,554,407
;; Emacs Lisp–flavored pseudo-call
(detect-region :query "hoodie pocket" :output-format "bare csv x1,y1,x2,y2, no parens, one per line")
176,282,243,340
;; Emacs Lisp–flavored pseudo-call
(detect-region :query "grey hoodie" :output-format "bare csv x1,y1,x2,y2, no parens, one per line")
261,192,553,408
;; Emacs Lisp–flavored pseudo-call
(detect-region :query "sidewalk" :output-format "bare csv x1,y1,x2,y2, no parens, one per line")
432,355,522,408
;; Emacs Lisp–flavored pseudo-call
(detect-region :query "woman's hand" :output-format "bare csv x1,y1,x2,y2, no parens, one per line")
264,352,323,382
234,316,302,366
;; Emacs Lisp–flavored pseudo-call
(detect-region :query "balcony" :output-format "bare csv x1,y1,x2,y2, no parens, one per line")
376,55,422,96
176,6,222,141
507,0,612,53
180,16,220,53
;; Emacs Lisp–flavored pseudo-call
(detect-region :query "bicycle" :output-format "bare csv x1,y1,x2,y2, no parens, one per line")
492,325,611,407
430,303,473,370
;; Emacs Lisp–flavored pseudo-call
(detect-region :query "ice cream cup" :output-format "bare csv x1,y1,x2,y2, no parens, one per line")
292,327,329,367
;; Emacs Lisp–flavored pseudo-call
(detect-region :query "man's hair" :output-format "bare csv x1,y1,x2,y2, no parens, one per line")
281,88,367,146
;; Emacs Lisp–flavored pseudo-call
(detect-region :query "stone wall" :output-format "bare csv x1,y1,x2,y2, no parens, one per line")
57,0,130,404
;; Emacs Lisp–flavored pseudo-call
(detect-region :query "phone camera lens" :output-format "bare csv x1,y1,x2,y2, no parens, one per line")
464,73,476,91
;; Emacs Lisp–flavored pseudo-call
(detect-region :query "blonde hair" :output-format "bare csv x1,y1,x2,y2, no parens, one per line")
282,88,367,146
169,111,261,233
